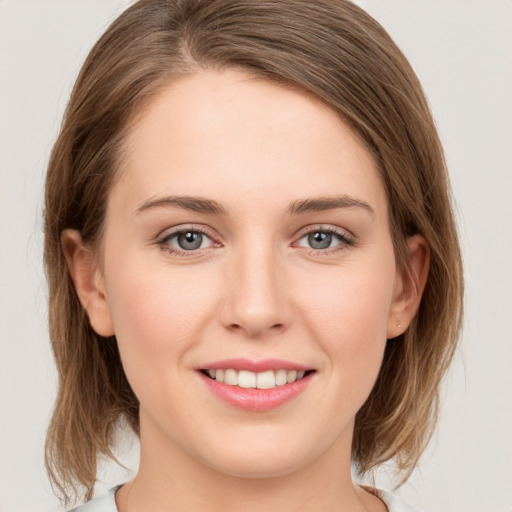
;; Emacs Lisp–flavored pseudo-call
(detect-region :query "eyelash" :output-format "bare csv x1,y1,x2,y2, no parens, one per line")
295,226,356,256
156,225,356,257
157,226,218,257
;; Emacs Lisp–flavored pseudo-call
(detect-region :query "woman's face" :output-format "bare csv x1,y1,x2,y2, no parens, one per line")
85,70,409,478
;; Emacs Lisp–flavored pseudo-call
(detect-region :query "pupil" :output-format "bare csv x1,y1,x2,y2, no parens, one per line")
178,231,203,250
308,231,332,249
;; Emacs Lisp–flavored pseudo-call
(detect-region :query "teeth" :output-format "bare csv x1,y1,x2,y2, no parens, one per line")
256,370,275,389
275,369,287,386
286,370,297,383
224,369,238,386
206,368,308,389
238,370,256,388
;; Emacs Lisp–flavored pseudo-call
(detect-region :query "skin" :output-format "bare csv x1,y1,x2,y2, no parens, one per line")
63,70,428,512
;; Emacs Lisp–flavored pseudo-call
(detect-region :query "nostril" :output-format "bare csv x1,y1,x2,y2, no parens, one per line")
226,321,284,338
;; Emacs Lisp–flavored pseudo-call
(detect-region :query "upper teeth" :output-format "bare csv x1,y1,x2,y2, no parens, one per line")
206,369,306,389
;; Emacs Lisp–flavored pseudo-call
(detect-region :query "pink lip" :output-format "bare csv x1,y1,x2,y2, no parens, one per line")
200,358,311,372
198,359,314,412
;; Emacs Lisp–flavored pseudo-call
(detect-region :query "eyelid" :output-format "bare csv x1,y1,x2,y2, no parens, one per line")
293,224,357,251
295,223,355,239
154,223,356,257
156,224,221,255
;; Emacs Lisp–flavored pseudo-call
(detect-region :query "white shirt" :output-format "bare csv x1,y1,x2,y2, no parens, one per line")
69,485,421,511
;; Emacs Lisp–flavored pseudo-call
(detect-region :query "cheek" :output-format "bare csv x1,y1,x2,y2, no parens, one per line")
102,257,217,379
296,256,396,385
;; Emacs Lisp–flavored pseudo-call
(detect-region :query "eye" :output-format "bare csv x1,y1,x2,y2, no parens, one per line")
159,228,217,254
304,231,335,250
174,231,207,250
295,228,355,252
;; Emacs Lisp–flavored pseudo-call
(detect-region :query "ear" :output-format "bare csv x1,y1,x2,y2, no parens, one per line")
61,229,115,337
387,234,430,339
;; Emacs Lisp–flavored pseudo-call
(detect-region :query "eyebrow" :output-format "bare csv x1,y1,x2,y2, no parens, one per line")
135,195,227,215
286,195,374,216
135,194,374,217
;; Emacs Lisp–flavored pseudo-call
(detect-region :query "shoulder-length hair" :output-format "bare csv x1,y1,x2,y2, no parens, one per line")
44,0,463,502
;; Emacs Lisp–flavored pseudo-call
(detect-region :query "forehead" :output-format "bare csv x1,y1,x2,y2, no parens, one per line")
115,69,387,219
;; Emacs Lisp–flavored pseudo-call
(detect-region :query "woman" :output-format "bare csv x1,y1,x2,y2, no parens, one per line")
43,1,463,510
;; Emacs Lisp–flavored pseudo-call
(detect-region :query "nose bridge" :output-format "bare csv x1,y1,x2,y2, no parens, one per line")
221,237,289,337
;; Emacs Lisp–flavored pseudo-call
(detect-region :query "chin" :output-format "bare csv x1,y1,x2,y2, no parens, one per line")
203,452,308,480
193,432,320,480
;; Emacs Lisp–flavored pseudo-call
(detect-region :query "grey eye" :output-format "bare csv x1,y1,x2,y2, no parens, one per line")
177,231,204,250
307,231,333,249
159,228,217,254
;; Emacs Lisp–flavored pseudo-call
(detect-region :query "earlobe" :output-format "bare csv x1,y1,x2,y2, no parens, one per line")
387,234,430,339
61,229,115,337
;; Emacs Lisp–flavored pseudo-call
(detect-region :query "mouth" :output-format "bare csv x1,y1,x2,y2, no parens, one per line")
197,359,316,411
200,368,314,389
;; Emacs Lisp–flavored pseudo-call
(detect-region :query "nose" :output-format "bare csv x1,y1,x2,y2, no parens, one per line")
219,244,291,339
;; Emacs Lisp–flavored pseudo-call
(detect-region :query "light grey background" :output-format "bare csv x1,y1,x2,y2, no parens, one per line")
1,1,511,511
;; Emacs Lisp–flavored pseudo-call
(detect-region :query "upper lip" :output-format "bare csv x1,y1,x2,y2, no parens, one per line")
199,358,312,372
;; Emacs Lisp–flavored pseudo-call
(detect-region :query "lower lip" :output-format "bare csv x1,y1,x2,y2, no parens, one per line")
199,372,313,412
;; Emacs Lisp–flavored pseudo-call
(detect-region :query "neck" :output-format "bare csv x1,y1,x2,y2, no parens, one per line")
116,415,384,512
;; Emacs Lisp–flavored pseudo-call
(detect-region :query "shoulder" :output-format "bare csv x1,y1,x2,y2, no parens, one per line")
68,486,120,512
69,484,419,512
375,488,422,512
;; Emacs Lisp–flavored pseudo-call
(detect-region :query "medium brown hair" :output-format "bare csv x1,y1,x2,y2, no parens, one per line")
44,0,463,502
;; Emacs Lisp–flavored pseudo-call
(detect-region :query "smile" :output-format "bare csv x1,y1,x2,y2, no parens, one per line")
198,359,315,411
202,369,308,389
